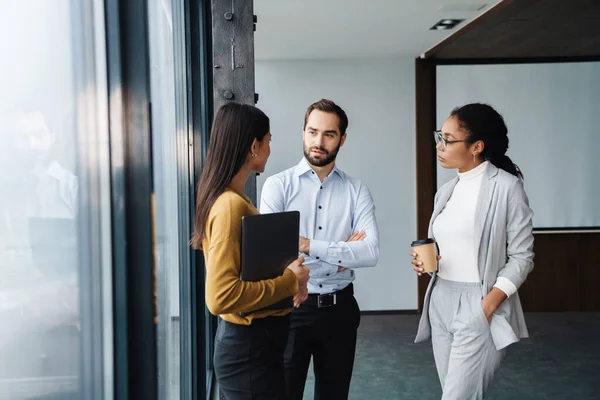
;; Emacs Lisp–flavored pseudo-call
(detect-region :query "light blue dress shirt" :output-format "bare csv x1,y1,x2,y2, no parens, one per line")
260,158,380,294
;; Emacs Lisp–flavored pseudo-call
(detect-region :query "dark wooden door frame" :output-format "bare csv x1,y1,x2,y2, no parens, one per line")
415,58,437,312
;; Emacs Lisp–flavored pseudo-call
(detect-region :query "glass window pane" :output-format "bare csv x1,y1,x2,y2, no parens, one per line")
148,0,191,398
0,1,111,398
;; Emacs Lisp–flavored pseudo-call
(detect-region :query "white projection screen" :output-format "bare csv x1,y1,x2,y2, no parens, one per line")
436,62,600,230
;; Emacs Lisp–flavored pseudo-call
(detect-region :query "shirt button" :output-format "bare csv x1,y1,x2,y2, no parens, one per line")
326,274,330,276
338,260,342,263
319,226,322,230
319,284,323,288
320,186,323,189
318,206,322,209
316,256,320,260
312,171,315,174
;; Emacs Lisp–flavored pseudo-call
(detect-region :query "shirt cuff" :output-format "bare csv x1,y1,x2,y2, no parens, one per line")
302,257,323,278
309,239,329,262
493,277,518,298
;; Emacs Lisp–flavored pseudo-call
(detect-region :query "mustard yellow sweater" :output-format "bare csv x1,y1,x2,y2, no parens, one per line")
202,188,298,325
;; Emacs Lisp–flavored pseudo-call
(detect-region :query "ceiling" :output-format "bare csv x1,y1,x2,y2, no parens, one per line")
254,0,500,61
426,0,600,59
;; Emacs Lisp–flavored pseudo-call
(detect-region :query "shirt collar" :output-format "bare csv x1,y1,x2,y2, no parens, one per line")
35,160,66,181
295,158,345,181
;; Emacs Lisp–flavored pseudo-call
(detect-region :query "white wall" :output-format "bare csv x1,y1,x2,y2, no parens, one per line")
437,63,600,229
256,58,417,311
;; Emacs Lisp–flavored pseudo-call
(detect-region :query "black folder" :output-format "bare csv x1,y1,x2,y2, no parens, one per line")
240,211,300,311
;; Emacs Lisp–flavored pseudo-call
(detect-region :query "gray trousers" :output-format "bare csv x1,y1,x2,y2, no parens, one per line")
429,277,506,400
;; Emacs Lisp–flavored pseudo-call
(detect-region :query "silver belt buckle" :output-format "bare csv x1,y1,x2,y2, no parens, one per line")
317,293,337,308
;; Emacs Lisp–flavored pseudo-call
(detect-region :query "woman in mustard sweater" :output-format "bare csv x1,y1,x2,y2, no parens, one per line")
191,102,310,400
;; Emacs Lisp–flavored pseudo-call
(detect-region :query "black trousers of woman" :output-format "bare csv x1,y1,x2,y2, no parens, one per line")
213,314,290,400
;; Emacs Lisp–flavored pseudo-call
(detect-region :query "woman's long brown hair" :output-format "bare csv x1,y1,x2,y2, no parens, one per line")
190,102,270,249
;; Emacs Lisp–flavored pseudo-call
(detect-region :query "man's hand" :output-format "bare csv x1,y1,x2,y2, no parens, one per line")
346,231,366,242
338,231,367,272
299,237,310,254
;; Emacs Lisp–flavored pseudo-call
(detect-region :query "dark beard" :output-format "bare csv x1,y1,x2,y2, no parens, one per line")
303,143,341,167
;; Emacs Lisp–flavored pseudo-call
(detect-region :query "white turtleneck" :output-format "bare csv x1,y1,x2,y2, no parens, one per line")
433,161,517,297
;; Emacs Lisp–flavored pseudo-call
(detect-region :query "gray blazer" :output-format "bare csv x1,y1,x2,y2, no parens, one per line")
415,164,535,350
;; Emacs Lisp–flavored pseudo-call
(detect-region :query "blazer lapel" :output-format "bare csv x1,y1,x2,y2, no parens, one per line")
474,165,499,280
428,177,458,237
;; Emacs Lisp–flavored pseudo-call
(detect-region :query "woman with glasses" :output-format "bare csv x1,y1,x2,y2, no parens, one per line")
191,102,310,399
411,103,535,399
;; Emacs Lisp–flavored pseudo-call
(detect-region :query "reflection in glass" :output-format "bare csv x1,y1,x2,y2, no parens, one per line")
148,0,192,398
0,1,111,398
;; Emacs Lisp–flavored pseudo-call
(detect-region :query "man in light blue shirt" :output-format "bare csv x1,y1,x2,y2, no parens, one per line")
260,99,380,400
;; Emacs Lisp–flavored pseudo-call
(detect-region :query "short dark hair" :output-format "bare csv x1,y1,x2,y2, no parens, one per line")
303,99,348,134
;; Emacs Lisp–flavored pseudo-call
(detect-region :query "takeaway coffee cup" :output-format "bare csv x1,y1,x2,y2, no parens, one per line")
411,238,438,273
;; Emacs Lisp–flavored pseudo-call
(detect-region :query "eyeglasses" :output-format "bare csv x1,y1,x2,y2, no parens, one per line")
434,130,468,150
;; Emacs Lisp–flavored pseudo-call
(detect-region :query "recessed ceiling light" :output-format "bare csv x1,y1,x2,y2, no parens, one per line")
430,19,465,31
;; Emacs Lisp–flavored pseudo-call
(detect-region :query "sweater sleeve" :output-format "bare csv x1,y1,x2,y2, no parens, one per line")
203,193,298,316
204,238,298,315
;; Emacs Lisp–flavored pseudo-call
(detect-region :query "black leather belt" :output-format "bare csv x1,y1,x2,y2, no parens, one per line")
304,283,353,308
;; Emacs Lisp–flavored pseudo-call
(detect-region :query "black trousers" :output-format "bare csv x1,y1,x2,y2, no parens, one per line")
284,286,361,400
213,315,290,400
